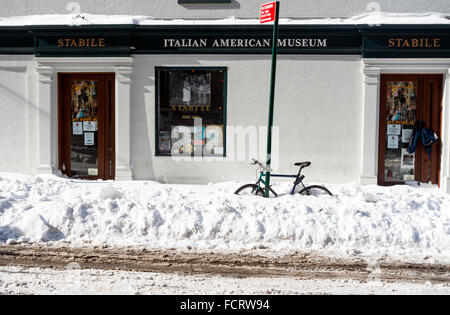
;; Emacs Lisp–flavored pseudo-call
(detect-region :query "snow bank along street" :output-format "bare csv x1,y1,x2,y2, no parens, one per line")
0,173,449,263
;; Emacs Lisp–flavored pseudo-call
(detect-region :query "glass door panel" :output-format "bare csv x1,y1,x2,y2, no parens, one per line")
70,80,99,177
384,81,417,183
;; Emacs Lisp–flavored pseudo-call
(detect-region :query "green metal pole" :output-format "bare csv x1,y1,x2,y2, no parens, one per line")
265,1,280,198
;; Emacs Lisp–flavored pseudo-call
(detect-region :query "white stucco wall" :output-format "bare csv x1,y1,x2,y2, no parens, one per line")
0,0,449,19
0,56,37,175
131,54,364,184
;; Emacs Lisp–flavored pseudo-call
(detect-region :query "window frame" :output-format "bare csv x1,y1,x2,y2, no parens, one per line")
155,66,228,157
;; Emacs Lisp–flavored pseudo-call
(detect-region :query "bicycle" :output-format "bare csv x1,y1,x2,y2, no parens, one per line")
234,159,333,197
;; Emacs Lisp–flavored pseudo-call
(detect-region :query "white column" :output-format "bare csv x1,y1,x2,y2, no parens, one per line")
442,69,450,193
36,65,55,174
115,66,133,180
359,66,381,185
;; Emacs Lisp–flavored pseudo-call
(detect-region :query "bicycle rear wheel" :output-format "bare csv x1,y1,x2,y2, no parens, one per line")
299,185,333,196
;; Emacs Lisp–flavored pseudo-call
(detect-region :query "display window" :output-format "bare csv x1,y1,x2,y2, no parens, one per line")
156,67,227,156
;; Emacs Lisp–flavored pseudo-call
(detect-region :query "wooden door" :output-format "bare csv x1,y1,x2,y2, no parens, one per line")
378,74,442,186
58,73,115,180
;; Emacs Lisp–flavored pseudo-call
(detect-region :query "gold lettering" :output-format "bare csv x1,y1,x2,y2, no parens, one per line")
434,38,441,47
420,39,425,47
57,38,107,48
388,38,441,49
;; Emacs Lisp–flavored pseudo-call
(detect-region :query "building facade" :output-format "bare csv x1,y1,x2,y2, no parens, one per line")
0,0,450,193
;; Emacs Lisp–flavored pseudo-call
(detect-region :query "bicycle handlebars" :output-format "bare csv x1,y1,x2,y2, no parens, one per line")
251,159,272,172
251,158,311,173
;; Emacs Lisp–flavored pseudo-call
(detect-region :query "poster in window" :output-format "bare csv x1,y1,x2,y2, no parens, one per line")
84,132,95,145
402,128,413,143
386,81,417,125
83,121,97,132
73,122,83,135
387,135,399,149
182,86,191,102
204,125,224,155
387,124,401,135
159,131,171,154
84,132,95,146
71,81,98,121
171,126,193,155
401,149,415,169
193,126,205,145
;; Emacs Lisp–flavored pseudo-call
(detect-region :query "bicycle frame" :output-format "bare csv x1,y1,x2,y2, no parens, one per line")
256,171,305,195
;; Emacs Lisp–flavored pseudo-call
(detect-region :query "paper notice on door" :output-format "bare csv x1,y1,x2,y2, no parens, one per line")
387,124,401,135
401,148,415,169
387,135,399,149
402,128,413,143
73,122,83,135
88,168,98,176
84,132,95,146
83,121,96,132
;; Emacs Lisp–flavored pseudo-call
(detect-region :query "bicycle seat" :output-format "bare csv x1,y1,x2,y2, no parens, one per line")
295,161,311,168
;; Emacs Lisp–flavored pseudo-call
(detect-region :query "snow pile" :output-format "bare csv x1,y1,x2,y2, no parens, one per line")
0,11,449,26
0,172,449,262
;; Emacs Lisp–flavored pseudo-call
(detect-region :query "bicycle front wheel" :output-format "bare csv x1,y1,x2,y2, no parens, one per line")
234,184,278,197
299,185,333,196
234,184,264,196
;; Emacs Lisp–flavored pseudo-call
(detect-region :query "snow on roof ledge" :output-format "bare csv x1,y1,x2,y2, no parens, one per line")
0,11,450,27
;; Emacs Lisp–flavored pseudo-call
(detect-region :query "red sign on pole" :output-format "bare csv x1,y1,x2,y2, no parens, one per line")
260,2,276,24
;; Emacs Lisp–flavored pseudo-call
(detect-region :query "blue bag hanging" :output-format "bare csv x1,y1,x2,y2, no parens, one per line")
421,127,438,156
408,122,421,154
